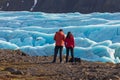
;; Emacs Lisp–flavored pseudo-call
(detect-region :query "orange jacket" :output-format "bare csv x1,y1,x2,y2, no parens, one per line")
54,31,65,46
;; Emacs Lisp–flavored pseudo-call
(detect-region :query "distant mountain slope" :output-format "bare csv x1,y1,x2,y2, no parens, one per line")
0,0,120,13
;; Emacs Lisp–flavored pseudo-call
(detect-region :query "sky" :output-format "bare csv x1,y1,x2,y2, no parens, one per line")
0,11,120,63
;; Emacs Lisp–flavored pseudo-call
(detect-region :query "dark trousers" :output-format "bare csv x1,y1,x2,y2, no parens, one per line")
66,47,74,62
53,46,63,62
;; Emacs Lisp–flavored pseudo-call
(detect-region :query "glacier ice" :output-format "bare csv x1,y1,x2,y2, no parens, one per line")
0,11,120,63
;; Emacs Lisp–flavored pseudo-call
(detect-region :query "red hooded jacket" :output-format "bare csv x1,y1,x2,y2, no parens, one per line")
65,35,75,48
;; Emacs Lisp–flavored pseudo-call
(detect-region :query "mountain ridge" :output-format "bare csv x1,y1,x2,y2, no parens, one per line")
0,0,120,13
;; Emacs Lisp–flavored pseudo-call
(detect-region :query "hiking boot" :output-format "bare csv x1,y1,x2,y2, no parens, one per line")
52,61,56,63
60,61,64,63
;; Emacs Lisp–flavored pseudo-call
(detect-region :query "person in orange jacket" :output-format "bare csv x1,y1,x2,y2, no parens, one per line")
65,32,75,62
52,29,65,63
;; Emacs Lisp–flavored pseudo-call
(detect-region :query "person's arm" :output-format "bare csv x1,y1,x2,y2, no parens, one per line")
73,38,75,48
72,36,75,48
63,34,66,41
64,38,67,47
54,33,57,40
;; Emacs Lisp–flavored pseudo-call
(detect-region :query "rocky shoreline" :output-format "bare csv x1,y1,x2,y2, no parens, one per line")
0,49,120,80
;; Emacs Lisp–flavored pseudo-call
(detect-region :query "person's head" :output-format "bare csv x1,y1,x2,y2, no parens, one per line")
59,29,63,32
66,32,72,38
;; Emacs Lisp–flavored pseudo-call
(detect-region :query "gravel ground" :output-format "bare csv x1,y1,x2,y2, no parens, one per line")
0,49,120,80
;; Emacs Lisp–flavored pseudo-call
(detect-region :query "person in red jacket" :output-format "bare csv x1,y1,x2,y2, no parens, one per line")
65,32,75,62
52,29,65,63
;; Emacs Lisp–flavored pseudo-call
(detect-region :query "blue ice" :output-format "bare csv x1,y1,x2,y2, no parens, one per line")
0,11,120,63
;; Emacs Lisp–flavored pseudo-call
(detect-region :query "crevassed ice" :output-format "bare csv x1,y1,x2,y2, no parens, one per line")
0,11,120,63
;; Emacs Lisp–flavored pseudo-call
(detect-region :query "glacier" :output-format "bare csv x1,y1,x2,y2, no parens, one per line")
0,11,120,63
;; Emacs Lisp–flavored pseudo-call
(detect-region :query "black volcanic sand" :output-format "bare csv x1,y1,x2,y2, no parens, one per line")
0,49,120,80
